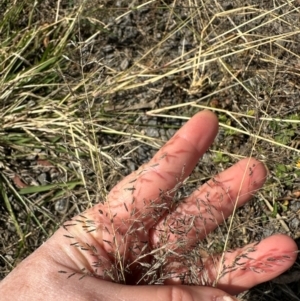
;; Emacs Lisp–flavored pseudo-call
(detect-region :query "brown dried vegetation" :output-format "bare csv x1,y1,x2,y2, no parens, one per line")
1,0,300,299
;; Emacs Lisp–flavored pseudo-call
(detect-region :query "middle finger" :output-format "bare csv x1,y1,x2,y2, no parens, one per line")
151,158,267,251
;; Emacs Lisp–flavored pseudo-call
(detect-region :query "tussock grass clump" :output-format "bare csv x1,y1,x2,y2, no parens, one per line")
1,1,300,299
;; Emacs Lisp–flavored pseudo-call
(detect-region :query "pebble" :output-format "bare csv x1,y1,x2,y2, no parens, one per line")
55,199,69,215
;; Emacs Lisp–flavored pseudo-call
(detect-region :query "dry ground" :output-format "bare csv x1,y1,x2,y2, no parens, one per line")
1,0,300,299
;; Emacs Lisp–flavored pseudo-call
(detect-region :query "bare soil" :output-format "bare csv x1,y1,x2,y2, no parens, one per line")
1,1,300,300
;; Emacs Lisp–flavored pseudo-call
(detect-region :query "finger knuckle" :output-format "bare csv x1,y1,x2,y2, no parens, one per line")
164,286,195,301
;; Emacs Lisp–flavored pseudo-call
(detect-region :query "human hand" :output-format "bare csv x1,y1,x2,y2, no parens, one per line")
0,110,297,301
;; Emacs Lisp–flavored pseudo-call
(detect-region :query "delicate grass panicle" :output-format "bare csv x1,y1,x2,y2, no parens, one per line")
59,157,295,288
1,0,300,300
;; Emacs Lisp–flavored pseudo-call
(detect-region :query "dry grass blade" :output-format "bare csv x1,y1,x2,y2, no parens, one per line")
1,1,300,299
0,176,23,242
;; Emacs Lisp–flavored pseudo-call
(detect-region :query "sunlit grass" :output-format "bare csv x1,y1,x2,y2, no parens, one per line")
0,1,300,298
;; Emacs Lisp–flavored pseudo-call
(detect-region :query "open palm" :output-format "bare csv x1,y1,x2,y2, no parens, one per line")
0,110,297,301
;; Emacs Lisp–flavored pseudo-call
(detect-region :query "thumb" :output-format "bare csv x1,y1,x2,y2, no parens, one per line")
116,284,240,301
69,276,239,301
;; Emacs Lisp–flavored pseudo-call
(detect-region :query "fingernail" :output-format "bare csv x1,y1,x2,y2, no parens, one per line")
216,296,239,301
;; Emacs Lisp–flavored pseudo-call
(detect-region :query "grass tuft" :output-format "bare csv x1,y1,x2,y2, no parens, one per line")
1,1,300,299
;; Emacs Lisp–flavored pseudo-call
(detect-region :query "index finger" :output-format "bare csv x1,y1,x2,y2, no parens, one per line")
57,110,219,279
103,110,219,228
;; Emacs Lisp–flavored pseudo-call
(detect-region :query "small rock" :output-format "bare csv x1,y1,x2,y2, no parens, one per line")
55,198,69,215
37,173,47,185
289,217,300,230
289,200,300,212
120,58,129,70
